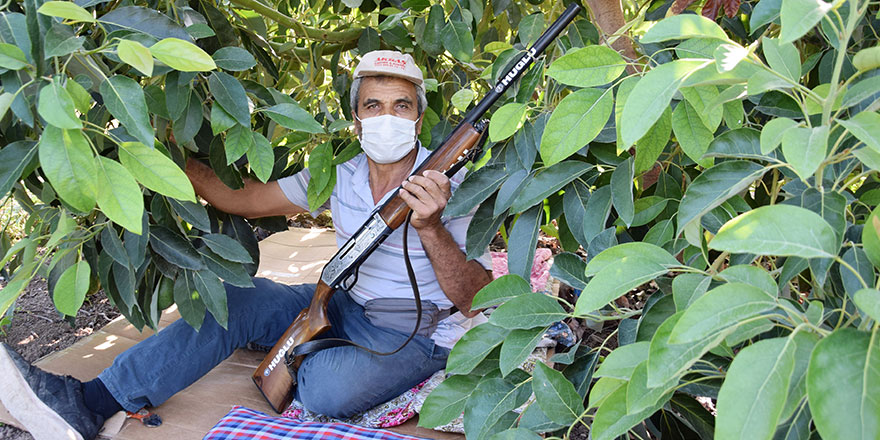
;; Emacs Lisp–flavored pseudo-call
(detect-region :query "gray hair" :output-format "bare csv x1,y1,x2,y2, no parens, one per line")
350,75,427,116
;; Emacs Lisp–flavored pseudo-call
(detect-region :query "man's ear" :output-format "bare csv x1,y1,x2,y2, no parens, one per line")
351,109,361,137
415,112,424,135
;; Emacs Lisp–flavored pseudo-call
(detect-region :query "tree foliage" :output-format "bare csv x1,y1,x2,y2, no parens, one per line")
1,0,880,438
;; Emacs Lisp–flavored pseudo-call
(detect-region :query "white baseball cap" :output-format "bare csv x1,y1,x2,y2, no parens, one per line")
353,50,423,86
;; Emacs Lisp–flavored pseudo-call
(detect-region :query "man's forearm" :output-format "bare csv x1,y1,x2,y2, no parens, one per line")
185,158,305,218
416,224,492,317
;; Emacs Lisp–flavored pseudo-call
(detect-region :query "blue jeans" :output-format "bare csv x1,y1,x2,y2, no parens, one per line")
98,278,450,418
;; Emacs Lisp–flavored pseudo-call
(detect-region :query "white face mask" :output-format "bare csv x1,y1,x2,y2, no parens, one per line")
356,114,418,164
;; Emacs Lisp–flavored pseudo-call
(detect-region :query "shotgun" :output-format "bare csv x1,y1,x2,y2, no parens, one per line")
253,2,582,413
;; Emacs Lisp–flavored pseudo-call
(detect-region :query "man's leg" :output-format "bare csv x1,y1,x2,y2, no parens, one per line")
295,291,449,418
0,278,316,440
99,278,316,411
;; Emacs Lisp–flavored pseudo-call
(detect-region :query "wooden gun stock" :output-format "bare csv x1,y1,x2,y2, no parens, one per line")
252,280,335,413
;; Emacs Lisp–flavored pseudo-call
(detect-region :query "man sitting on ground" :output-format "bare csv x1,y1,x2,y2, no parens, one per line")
0,50,493,440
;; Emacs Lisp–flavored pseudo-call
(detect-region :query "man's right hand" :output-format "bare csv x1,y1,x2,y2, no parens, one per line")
185,158,306,219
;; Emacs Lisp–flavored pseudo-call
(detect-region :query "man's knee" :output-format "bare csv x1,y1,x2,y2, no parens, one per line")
296,355,373,418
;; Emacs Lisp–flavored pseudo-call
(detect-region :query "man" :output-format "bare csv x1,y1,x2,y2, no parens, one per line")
0,50,493,440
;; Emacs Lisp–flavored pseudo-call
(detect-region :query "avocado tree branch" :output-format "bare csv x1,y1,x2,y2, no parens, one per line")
584,0,640,74
227,0,363,43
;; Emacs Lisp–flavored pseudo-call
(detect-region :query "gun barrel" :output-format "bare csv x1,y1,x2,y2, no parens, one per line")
462,2,582,126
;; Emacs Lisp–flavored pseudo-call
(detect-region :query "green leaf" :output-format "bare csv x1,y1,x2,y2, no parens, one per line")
853,289,880,322
0,42,27,69
489,103,527,142
65,79,90,114
508,204,542,281
533,362,585,425
95,157,144,234
511,161,591,213
540,87,613,166
671,100,713,168
841,248,874,296
450,88,475,112
168,199,210,232
585,242,679,276
575,257,670,316
863,207,880,267
200,233,252,264
53,260,90,316
839,111,880,153
247,132,273,183
761,117,798,154
446,323,509,375
442,20,473,63
488,428,542,440
610,156,634,226
212,46,256,71
173,271,205,330
0,141,37,198
782,125,828,180
779,0,832,44
583,186,612,243
594,341,649,379
446,164,507,217
149,38,215,71
471,274,531,309
306,141,334,212
208,71,249,127
0,92,13,120
462,378,521,440
621,60,711,148
117,39,153,76
842,77,880,109
38,80,81,129
681,86,723,131
634,106,672,173
715,337,796,440
545,45,626,87
488,293,567,329
499,326,546,377
625,362,675,414
641,14,728,43
493,169,529,216
225,124,253,164
191,268,227,328
100,75,154,147
677,160,766,235
264,103,323,134
853,46,880,72
418,375,481,428
647,312,733,387
669,283,776,344
37,1,94,22
198,247,253,288
807,328,880,440
149,225,204,270
118,142,195,202
418,5,444,57
718,265,778,296
466,195,506,259
38,127,97,212
549,252,587,290
590,384,663,440
211,104,237,135
710,205,838,258
762,37,800,81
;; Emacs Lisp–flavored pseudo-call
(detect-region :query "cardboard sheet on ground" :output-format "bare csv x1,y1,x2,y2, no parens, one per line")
0,227,462,440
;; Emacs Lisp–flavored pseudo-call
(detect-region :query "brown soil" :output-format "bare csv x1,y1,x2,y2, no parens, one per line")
0,278,119,440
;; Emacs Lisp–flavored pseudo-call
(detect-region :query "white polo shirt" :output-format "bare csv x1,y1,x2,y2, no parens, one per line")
277,145,491,348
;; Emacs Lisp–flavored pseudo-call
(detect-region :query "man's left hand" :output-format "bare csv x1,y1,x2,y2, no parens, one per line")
399,170,451,230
